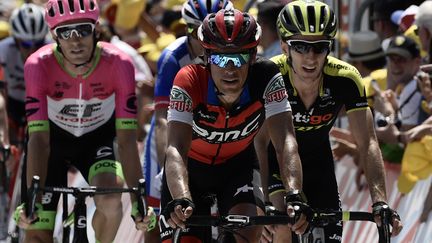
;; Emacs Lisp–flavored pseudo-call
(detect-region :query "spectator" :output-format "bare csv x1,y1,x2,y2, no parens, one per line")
345,31,386,78
375,35,422,131
415,0,432,62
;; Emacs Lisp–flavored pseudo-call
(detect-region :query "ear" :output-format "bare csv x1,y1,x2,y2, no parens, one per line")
95,21,101,39
280,40,289,55
249,48,257,65
50,30,58,41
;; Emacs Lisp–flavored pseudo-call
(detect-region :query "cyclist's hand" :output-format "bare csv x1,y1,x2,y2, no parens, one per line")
372,201,403,236
132,201,157,232
13,203,39,229
162,198,195,229
285,190,311,235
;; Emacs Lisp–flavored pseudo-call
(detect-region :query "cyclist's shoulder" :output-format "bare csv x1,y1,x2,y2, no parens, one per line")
249,57,282,86
323,56,363,86
0,37,19,62
177,64,207,81
0,36,16,51
173,64,208,91
270,54,292,77
158,37,189,65
25,44,56,66
98,41,134,65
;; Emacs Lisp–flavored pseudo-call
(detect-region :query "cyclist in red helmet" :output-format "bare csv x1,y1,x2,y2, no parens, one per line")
159,9,308,242
14,0,154,242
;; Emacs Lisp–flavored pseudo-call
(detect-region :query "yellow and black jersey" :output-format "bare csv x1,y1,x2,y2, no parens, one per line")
271,55,368,136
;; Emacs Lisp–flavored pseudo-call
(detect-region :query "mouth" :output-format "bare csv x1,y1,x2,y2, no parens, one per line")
70,49,84,55
221,78,240,85
302,65,317,72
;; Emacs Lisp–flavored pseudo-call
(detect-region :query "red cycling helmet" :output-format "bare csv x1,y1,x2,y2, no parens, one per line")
45,0,100,29
198,9,261,51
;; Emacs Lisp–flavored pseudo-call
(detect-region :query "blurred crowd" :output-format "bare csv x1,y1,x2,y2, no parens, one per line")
0,0,431,241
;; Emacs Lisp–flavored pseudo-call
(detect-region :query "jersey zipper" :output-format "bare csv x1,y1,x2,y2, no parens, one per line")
77,81,84,121
211,111,229,165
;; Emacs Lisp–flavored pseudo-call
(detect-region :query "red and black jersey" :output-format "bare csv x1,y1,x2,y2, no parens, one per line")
168,58,290,164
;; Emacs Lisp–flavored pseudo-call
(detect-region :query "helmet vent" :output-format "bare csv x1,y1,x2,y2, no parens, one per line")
90,0,96,10
307,6,315,33
30,18,36,36
69,0,75,12
79,0,85,11
58,0,64,14
17,11,28,33
319,6,326,32
293,6,305,32
48,7,55,17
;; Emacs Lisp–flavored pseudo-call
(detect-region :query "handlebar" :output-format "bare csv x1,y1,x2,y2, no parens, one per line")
27,175,149,221
172,210,388,243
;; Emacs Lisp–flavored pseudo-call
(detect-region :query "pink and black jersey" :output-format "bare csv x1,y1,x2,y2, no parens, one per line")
167,59,291,164
25,42,137,139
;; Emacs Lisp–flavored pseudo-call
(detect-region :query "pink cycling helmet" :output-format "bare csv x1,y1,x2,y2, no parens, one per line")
45,0,100,29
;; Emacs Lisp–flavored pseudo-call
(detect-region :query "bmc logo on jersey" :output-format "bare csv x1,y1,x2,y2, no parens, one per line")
264,74,287,103
194,113,261,143
169,86,192,112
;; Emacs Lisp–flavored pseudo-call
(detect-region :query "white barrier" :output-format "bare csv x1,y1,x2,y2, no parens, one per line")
336,157,432,243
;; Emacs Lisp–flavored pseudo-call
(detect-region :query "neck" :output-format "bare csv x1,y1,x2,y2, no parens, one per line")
217,90,243,110
63,56,94,76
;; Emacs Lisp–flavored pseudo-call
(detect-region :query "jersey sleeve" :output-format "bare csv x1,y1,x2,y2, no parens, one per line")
113,56,138,130
24,56,49,133
166,66,196,125
339,67,369,113
154,50,181,109
256,59,291,118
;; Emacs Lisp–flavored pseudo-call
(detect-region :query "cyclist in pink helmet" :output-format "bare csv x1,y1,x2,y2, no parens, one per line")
14,0,156,242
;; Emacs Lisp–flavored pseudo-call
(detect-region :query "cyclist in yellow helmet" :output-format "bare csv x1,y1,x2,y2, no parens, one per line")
256,1,403,242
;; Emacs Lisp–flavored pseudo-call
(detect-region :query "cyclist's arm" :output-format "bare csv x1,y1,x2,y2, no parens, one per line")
24,56,50,188
154,51,181,167
114,55,144,190
0,94,9,147
26,131,50,188
155,108,168,168
348,108,387,203
266,111,302,192
254,121,271,201
165,121,192,199
117,128,143,189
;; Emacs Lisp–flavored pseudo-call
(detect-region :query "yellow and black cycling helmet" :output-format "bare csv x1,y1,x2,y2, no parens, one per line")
277,0,337,41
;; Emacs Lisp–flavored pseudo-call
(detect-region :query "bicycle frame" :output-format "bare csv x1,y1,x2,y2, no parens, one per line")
172,210,390,243
27,176,148,243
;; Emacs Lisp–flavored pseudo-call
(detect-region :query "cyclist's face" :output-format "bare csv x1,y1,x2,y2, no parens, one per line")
282,35,330,82
53,20,96,65
209,50,250,97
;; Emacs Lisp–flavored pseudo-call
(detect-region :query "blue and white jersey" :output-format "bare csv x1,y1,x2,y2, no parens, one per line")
154,36,192,109
142,36,193,202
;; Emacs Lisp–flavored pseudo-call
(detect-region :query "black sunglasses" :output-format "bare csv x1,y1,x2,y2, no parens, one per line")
19,39,45,49
287,40,332,54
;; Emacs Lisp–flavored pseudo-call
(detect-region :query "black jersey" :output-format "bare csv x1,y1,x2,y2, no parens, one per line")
271,55,368,155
